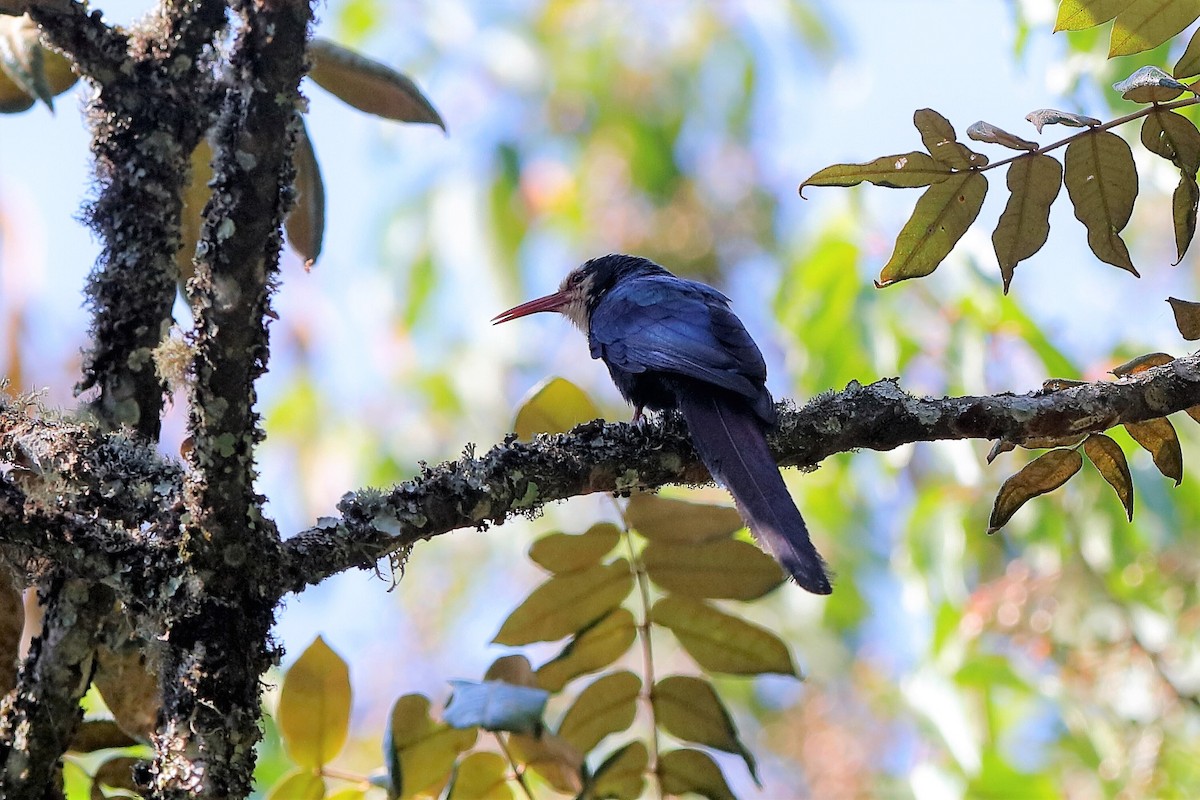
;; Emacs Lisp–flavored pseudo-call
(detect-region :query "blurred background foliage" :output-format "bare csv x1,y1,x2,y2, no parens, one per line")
4,0,1200,797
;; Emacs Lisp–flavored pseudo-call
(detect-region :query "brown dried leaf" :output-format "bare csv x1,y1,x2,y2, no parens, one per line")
1025,108,1101,134
799,151,954,195
93,642,160,742
914,109,988,169
967,120,1038,152
992,153,1062,291
1125,417,1184,484
988,448,1083,533
285,120,325,268
308,38,445,129
1063,130,1139,275
876,171,988,286
1167,296,1200,339
1084,433,1134,520
1111,352,1173,375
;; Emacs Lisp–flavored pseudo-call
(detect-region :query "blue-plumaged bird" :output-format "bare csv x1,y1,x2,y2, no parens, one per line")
492,254,832,595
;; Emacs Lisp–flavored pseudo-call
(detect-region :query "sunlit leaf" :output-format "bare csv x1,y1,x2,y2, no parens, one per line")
484,655,538,687
0,571,19,696
286,120,325,269
625,493,745,543
914,108,988,169
1025,108,1100,134
528,523,621,574
556,670,641,753
444,680,549,735
657,749,736,800
1167,296,1200,339
385,694,479,800
513,376,602,440
967,120,1038,152
587,741,648,800
1173,172,1200,263
799,152,954,194
492,559,633,646
642,537,784,600
1113,65,1188,101
1176,28,1200,78
1111,3,1200,57
447,752,513,800
308,38,445,129
988,448,1083,533
0,15,52,108
650,596,796,676
653,676,758,782
1054,0,1124,31
992,153,1062,291
1111,352,1173,375
1140,109,1200,174
176,139,214,290
1063,131,1138,275
1125,418,1184,484
508,731,584,794
266,769,325,800
536,609,637,692
876,171,988,286
278,636,351,769
0,64,33,113
93,643,160,743
1084,433,1134,520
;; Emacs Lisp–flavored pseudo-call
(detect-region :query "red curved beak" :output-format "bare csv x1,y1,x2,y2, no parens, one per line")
491,290,571,325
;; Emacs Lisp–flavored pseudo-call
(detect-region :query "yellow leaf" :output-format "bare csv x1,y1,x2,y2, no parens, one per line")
913,108,988,170
588,741,648,800
1111,0,1199,57
177,139,214,290
650,596,796,676
308,38,444,128
988,448,1083,533
1111,352,1173,375
993,154,1062,292
507,731,584,794
625,493,745,543
286,120,325,268
799,151,953,195
0,571,20,696
278,636,351,769
536,609,637,692
513,376,602,440
266,769,326,800
556,670,641,753
653,676,757,781
1063,131,1138,275
877,170,988,286
93,642,160,743
1054,0,1124,31
1084,433,1134,520
657,749,736,800
528,523,621,574
447,752,513,800
1167,296,1200,340
484,655,538,687
1175,27,1200,78
492,559,633,646
385,695,478,799
1125,418,1184,484
642,538,784,600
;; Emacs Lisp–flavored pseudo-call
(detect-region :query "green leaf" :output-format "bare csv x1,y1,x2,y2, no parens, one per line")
384,694,479,800
286,120,325,269
799,151,953,194
967,120,1038,152
1141,109,1200,174
642,537,784,600
444,680,549,735
513,377,602,440
278,636,351,769
988,448,1083,533
587,741,648,800
1167,296,1200,340
1125,417,1184,484
992,154,1063,292
1054,0,1125,31
625,493,745,543
528,523,621,574
914,108,988,169
650,596,796,676
1084,433,1134,520
536,609,638,692
876,171,988,286
556,671,641,753
447,752,513,800
1025,108,1100,134
1173,173,1200,263
1113,65,1188,101
308,38,445,129
657,749,736,800
507,732,584,795
0,15,52,108
492,559,633,646
1111,1,1200,57
1063,131,1139,275
653,676,758,783
1175,27,1200,78
267,769,326,800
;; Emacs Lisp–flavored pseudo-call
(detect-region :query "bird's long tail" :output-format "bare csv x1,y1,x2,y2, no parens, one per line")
676,391,832,595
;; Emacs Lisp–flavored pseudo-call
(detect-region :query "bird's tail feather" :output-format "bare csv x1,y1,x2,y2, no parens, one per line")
676,391,832,595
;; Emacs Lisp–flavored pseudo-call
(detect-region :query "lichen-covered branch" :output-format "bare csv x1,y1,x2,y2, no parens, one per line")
26,1,128,85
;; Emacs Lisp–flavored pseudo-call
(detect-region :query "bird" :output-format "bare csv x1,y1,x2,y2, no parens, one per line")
492,254,832,595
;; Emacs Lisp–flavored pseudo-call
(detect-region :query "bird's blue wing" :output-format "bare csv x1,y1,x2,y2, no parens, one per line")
588,274,767,401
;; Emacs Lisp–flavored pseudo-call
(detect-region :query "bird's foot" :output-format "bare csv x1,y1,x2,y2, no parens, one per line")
631,406,647,429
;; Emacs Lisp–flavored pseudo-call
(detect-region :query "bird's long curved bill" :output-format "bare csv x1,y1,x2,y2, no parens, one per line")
491,290,570,325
